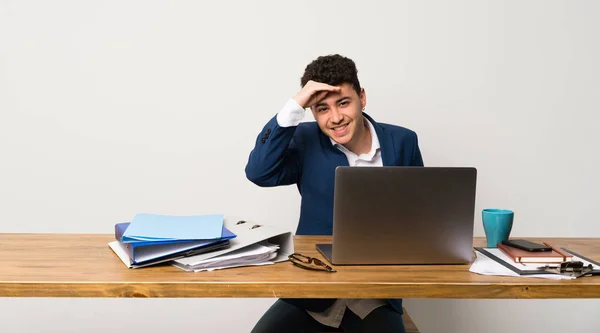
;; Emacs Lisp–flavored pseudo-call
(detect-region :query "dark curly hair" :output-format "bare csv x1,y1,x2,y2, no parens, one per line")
300,54,361,95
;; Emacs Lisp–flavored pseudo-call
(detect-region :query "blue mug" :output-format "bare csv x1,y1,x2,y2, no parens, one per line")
482,209,514,248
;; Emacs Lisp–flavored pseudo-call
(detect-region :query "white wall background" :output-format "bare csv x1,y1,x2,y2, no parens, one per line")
1,0,599,332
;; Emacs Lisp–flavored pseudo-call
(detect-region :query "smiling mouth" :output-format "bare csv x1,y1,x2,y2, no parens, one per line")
331,123,349,132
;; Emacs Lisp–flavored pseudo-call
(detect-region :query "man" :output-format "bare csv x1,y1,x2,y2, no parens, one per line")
245,54,424,333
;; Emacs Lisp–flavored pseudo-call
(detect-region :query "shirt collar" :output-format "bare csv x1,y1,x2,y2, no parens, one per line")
330,117,380,158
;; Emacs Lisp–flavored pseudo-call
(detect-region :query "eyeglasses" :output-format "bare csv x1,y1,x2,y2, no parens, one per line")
288,253,336,273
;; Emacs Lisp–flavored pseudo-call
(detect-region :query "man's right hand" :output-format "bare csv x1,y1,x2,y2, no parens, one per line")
293,80,341,109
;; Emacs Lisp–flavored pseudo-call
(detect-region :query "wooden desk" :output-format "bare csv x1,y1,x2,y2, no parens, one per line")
1,234,599,298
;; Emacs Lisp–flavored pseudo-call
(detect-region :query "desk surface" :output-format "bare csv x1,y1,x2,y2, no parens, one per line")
1,234,599,298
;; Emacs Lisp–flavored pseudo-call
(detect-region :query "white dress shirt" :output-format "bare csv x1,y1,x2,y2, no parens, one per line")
277,98,388,328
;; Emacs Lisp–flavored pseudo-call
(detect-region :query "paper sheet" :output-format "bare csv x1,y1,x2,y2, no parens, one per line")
172,242,280,272
469,250,573,280
188,260,275,272
175,253,279,272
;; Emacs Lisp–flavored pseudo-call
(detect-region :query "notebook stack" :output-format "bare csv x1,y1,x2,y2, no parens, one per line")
498,242,573,264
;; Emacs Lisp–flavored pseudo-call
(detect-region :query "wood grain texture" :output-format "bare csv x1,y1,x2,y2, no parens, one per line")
1,234,599,298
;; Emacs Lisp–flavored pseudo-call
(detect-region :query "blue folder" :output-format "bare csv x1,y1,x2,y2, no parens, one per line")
121,213,225,243
115,222,236,265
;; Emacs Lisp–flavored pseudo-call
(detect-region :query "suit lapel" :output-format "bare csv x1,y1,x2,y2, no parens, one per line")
319,129,349,167
364,113,396,166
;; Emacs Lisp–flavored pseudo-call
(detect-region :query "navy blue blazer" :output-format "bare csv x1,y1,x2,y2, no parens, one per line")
245,112,424,313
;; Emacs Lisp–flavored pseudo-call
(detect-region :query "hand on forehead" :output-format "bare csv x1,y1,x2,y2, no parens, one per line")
315,84,354,106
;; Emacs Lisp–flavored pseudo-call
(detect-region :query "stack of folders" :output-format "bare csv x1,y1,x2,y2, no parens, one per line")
108,214,294,271
108,213,236,268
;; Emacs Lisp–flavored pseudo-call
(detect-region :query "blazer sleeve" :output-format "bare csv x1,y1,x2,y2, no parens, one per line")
244,115,303,187
411,132,424,166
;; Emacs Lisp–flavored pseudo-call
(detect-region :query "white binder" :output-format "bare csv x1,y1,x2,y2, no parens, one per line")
172,217,294,272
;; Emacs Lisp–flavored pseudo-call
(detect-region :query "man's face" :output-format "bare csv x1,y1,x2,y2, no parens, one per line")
310,83,367,146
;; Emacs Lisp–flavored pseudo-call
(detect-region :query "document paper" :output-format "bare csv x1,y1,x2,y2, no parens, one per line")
172,242,279,272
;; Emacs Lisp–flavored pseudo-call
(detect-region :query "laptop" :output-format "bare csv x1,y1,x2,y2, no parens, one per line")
316,166,477,265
